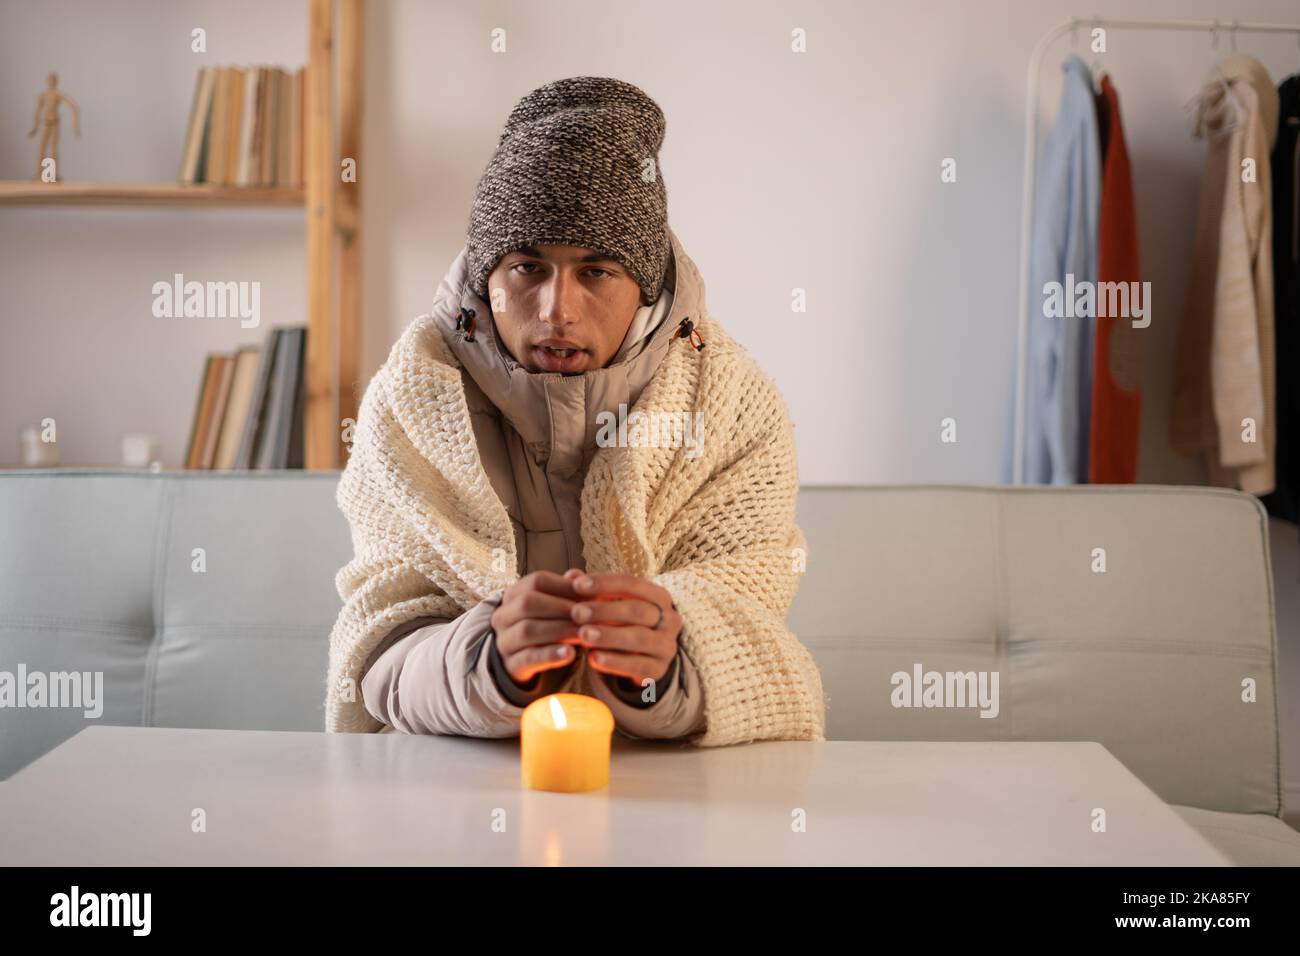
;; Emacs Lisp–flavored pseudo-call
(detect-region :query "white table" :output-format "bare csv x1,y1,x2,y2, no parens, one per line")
0,726,1229,865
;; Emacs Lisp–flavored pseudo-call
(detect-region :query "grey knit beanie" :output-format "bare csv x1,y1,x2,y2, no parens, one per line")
465,76,670,306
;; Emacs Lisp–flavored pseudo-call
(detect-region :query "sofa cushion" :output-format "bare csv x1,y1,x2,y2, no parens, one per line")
790,485,1283,817
1171,805,1300,866
0,470,348,780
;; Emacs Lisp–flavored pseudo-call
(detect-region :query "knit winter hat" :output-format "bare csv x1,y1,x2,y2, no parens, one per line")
465,76,670,306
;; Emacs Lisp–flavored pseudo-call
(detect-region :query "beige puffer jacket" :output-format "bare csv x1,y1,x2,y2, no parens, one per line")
359,227,708,741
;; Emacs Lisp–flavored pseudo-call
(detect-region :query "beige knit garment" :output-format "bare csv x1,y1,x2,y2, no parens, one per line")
325,309,828,747
1170,56,1279,495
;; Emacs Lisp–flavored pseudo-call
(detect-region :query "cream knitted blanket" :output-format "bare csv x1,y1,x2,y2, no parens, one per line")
325,310,827,747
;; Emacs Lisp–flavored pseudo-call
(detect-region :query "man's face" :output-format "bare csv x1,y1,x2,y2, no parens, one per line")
485,244,643,374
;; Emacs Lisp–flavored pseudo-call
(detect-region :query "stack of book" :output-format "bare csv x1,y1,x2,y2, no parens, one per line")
179,65,305,187
185,326,307,470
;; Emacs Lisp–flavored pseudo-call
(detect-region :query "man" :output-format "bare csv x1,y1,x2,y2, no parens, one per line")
325,76,825,747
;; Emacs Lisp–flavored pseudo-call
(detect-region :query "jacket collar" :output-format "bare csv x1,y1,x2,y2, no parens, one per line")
429,226,706,473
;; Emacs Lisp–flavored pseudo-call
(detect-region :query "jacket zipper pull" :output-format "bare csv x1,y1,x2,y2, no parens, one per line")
676,316,705,351
456,307,477,342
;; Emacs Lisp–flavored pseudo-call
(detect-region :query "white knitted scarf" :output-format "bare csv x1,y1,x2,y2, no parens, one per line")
325,309,827,746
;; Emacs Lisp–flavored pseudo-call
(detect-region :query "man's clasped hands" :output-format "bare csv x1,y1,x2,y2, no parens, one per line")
489,569,682,688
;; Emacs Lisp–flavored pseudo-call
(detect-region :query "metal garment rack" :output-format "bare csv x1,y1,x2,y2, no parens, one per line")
1011,16,1300,485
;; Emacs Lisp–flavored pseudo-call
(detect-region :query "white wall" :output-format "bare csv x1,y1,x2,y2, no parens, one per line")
2,0,1299,806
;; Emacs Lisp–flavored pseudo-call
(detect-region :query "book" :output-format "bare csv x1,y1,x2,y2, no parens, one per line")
259,68,281,186
200,354,236,469
247,66,267,187
178,68,203,183
213,347,262,469
206,67,227,184
193,71,217,184
286,335,306,469
233,326,282,468
223,67,246,186
256,327,306,469
290,67,304,188
185,353,231,469
179,68,215,185
235,66,259,186
184,355,218,468
276,67,292,187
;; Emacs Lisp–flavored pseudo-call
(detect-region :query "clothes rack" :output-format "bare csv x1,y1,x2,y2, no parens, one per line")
1011,16,1300,485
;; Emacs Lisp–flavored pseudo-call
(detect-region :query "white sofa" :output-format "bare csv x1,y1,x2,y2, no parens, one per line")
1,470,1297,864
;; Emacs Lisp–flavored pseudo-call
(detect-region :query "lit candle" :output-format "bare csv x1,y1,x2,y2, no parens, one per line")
520,693,614,792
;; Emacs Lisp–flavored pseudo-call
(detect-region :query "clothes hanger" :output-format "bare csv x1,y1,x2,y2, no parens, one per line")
1071,16,1102,92
1089,16,1106,91
1068,16,1104,93
1213,22,1243,106
1186,21,1245,135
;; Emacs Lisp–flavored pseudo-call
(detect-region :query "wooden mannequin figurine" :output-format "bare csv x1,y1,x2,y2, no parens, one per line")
28,72,81,181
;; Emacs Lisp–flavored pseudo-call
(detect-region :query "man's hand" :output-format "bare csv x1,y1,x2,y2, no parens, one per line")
562,569,681,687
489,571,585,685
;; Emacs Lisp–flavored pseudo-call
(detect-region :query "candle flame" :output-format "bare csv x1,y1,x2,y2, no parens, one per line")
549,696,568,729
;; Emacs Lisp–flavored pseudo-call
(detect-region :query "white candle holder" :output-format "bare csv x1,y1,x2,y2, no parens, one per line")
19,425,58,467
121,433,160,469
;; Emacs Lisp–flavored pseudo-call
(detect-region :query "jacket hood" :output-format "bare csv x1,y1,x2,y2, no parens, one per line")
428,225,708,477
432,224,705,363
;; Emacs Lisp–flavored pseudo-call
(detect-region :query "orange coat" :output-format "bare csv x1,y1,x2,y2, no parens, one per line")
1089,74,1143,483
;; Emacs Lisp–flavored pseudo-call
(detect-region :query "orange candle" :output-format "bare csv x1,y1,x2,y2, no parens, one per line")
520,693,614,792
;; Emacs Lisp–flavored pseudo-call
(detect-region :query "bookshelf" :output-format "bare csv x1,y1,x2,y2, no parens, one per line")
0,183,305,206
0,0,361,471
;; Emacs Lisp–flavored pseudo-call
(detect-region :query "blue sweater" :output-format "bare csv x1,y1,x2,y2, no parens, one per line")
1005,55,1101,484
